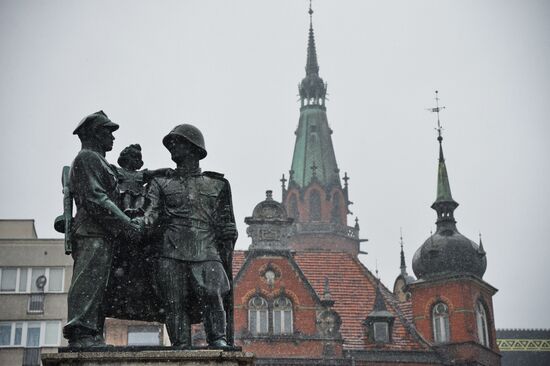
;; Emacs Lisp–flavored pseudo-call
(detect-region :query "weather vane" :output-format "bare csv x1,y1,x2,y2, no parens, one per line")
427,90,446,141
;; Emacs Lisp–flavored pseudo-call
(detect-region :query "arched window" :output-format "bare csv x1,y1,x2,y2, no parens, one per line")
309,190,321,221
476,301,490,347
272,297,293,335
432,302,450,343
248,296,268,335
289,195,299,220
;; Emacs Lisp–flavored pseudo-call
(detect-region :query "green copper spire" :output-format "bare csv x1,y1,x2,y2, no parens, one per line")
429,91,459,228
290,3,338,189
435,135,454,203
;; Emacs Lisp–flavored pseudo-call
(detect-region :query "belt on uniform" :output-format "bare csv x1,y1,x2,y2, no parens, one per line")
166,217,211,230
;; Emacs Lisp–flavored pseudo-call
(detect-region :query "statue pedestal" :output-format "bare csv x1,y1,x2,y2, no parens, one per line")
41,348,255,366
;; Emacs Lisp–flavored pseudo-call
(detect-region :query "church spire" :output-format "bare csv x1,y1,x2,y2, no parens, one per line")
299,1,327,107
429,91,459,230
306,2,319,76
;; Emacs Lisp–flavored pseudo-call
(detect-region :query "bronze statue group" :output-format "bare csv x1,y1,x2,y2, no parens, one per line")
55,111,238,349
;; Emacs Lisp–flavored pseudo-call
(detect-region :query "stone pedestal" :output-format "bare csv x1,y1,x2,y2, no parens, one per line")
41,349,255,366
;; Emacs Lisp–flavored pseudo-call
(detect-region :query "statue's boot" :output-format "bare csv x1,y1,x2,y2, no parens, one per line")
167,312,191,348
205,310,229,348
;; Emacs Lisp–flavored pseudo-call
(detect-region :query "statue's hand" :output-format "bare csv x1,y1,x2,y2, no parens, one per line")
220,223,238,242
125,217,145,242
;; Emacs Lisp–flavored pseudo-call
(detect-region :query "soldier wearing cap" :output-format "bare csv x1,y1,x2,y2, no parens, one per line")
143,124,237,348
64,111,143,347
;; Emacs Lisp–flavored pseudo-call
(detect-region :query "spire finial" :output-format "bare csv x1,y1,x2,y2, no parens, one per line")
305,1,319,77
429,90,446,144
478,232,486,255
428,91,458,227
281,173,287,190
399,228,408,276
343,172,349,188
309,0,313,27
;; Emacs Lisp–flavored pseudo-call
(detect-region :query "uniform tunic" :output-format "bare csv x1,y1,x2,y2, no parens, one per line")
64,148,130,339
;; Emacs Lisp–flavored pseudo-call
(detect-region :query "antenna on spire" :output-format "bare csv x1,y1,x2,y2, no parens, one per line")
427,90,446,142
309,0,314,26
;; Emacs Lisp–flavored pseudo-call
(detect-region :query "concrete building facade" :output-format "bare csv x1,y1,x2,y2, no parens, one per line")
0,220,72,366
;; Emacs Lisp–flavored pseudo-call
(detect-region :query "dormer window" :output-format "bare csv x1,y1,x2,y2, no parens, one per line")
432,302,450,343
373,322,389,343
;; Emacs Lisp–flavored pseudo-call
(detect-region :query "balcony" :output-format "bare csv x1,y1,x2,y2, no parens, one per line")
293,222,359,239
27,293,45,314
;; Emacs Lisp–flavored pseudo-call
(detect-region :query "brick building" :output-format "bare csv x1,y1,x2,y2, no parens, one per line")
229,5,501,366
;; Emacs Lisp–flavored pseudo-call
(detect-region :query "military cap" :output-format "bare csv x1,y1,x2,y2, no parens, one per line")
73,110,119,135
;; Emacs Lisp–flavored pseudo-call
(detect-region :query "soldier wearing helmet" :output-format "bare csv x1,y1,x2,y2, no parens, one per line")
64,111,144,347
143,124,238,348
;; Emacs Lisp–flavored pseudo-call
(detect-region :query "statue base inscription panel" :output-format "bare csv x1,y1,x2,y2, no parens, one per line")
42,349,254,366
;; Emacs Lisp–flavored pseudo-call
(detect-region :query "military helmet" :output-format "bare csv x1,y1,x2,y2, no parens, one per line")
73,110,119,136
162,124,207,159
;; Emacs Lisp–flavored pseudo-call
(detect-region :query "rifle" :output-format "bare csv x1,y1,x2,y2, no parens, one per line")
54,166,73,254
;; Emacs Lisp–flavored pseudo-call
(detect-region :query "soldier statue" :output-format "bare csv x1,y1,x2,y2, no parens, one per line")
142,124,238,348
62,111,143,347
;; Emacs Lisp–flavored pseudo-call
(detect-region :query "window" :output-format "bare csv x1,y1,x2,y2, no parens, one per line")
476,301,490,347
273,297,293,335
432,302,450,343
309,190,321,221
0,324,11,346
374,322,389,342
0,321,61,347
0,267,64,293
0,268,17,291
248,296,268,335
26,323,40,347
128,325,160,346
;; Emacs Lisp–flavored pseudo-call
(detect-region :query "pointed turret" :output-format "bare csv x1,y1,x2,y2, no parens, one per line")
412,91,487,280
398,231,414,283
408,93,499,361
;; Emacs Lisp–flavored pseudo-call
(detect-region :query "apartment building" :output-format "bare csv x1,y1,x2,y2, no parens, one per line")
0,220,72,366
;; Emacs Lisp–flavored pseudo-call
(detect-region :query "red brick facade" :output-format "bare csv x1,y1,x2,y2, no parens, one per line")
408,275,500,364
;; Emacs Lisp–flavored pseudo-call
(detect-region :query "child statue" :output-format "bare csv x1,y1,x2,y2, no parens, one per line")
116,144,168,218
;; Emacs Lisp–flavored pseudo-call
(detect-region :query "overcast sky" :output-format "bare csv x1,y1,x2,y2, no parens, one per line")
1,0,549,329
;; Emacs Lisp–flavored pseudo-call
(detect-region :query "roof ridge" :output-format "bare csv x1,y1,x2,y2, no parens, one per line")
497,328,550,332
